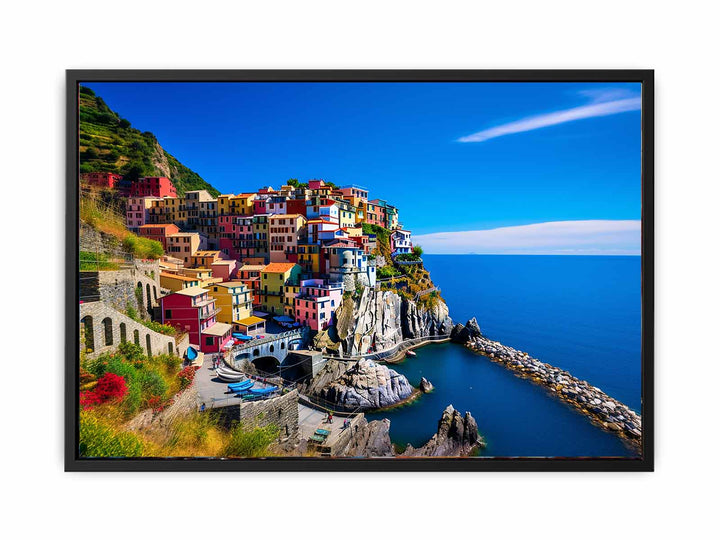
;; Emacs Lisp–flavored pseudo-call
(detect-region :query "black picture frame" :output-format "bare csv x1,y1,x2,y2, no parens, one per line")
66,69,654,472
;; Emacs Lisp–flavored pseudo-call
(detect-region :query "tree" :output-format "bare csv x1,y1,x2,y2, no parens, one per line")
118,118,131,129
413,245,423,257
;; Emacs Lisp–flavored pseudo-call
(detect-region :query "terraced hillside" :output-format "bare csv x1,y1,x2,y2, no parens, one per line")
78,85,219,197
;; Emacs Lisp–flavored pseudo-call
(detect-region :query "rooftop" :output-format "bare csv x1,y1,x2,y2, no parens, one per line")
263,262,298,273
236,316,265,326
160,272,199,282
171,286,209,297
202,322,232,336
194,251,221,257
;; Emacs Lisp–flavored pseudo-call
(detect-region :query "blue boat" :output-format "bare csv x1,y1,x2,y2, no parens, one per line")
227,380,253,391
248,385,278,395
186,346,198,361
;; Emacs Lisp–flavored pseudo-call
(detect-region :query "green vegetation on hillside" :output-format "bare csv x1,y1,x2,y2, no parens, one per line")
78,85,219,197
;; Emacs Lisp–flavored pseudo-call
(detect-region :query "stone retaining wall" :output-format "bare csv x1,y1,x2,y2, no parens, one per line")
80,302,181,359
218,390,299,443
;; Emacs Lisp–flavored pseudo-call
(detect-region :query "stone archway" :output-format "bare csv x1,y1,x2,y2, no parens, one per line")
146,284,152,314
133,329,140,346
81,316,94,352
252,356,280,375
119,322,127,343
146,334,152,356
102,317,113,346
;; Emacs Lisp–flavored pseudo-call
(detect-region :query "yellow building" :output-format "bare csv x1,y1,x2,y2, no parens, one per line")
208,281,253,325
297,243,321,276
219,193,256,216
259,262,302,315
338,205,356,229
160,272,200,292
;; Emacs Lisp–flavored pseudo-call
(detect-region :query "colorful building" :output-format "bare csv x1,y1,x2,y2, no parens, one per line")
138,223,180,250
218,214,254,260
297,243,322,277
81,171,123,189
338,185,369,201
293,279,343,331
208,282,253,325
159,272,200,292
131,177,177,198
126,196,161,231
160,287,232,353
391,229,413,255
268,214,307,263
252,214,270,261
166,232,207,265
258,262,302,315
238,263,266,306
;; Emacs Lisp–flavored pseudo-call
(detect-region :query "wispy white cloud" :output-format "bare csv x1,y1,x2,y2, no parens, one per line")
457,89,641,143
414,220,641,255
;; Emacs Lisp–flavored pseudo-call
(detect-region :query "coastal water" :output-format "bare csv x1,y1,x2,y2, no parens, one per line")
367,255,641,457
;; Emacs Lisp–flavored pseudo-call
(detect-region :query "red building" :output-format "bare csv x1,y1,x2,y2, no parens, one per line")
286,198,308,217
160,287,232,354
81,172,123,189
138,223,180,250
130,177,177,198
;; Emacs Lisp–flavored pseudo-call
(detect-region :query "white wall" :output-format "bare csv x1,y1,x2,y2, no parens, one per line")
4,1,718,539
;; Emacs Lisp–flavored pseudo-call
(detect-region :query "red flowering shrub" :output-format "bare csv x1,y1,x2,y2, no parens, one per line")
80,373,128,409
177,366,197,389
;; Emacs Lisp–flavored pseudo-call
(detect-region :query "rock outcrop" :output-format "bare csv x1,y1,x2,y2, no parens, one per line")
419,377,434,393
311,359,415,411
338,417,395,457
402,405,484,457
450,317,482,344
335,287,453,356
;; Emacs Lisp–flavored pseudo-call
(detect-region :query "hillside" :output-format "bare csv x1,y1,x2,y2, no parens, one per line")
78,86,219,197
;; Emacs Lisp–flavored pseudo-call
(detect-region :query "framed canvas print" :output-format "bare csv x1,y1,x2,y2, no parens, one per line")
66,69,653,471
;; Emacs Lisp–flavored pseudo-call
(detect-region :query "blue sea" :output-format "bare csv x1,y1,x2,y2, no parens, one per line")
366,255,642,457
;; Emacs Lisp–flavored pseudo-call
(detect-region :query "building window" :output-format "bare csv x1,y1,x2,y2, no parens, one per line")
206,337,214,346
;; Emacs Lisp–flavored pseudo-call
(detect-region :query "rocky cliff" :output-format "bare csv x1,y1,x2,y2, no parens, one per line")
338,417,395,457
334,287,453,356
402,405,484,457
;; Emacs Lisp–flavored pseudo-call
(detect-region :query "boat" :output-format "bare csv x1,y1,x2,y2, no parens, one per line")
186,346,198,361
248,385,278,395
215,369,246,383
227,380,254,391
406,350,417,357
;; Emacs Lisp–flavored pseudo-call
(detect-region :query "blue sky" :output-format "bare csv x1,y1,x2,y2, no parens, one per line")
84,81,642,254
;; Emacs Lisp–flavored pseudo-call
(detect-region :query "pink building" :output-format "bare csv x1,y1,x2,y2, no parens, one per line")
293,279,343,331
218,215,254,260
210,259,238,281
160,287,232,353
269,214,307,263
126,197,161,231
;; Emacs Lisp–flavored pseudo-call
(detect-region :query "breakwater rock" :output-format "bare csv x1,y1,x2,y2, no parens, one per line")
402,405,484,457
467,334,642,450
306,359,415,411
